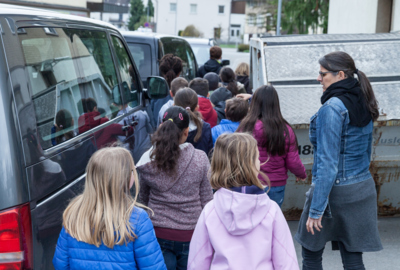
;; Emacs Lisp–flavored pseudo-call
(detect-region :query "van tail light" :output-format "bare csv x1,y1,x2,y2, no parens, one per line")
0,204,33,270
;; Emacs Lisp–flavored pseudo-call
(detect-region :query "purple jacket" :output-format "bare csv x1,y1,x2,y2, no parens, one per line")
254,121,306,186
136,143,213,230
188,186,299,270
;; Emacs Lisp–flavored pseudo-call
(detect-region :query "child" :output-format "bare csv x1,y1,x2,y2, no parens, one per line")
235,62,251,94
174,87,213,155
136,106,213,270
211,97,249,145
188,133,299,270
219,67,247,96
189,78,218,128
157,77,188,126
238,85,306,207
53,147,166,270
210,87,233,124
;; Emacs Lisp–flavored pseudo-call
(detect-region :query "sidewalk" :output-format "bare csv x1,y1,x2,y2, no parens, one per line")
288,217,400,269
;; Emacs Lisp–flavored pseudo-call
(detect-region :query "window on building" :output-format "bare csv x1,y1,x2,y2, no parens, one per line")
248,14,257,26
231,30,235,37
237,29,240,36
170,3,177,12
218,5,225,14
190,4,197,14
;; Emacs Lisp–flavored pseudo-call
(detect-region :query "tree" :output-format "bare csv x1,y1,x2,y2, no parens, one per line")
128,0,144,30
147,0,154,17
272,0,329,34
181,25,203,37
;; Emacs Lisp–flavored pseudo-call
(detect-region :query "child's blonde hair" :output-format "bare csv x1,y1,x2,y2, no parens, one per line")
210,133,269,190
62,147,146,248
235,62,249,76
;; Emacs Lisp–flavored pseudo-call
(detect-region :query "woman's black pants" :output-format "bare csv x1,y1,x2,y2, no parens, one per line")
302,242,365,270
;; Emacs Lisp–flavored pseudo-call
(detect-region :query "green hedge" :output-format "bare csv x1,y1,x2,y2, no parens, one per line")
237,44,249,52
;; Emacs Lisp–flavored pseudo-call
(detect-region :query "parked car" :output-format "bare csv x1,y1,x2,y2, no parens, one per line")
122,31,198,88
184,37,218,67
250,33,400,219
0,4,168,269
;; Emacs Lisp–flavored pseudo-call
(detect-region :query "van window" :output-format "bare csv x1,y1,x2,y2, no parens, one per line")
162,38,196,81
127,43,152,79
19,28,121,149
111,36,140,109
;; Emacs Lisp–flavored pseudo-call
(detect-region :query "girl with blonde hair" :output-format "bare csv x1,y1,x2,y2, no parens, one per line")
235,62,251,93
53,147,166,270
188,133,299,270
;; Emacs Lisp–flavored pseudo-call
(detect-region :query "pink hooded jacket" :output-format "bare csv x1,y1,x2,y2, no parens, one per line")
188,187,299,270
254,121,306,186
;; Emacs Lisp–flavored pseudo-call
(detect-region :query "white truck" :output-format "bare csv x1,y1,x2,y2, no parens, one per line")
249,33,400,219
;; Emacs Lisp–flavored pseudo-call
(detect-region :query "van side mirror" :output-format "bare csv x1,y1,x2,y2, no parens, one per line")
221,59,230,66
146,76,169,99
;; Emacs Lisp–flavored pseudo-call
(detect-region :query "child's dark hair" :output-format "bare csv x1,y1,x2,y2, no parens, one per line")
189,78,209,97
220,67,239,96
225,97,249,122
55,109,74,144
173,87,203,142
159,54,183,88
238,85,295,156
151,106,190,173
81,98,97,113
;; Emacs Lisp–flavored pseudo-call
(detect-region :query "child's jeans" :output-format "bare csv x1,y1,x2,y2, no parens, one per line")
264,185,286,208
157,238,190,270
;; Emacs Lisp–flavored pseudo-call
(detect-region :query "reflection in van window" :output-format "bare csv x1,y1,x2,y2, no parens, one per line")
161,39,196,81
112,36,140,109
19,28,120,149
128,43,152,79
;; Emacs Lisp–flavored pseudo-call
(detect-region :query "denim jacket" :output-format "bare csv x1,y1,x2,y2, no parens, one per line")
309,97,373,219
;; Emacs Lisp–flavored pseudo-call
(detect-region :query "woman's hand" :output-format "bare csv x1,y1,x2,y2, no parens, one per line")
306,216,323,235
296,177,306,182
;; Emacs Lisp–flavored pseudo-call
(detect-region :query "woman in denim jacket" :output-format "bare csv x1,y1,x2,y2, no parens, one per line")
295,51,382,269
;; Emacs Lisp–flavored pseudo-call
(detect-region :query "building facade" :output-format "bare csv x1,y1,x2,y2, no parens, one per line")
328,0,400,34
0,0,89,16
155,0,245,42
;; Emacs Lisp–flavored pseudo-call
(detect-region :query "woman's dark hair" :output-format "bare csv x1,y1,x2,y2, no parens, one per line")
174,87,203,142
220,67,238,96
238,85,295,156
159,54,183,88
55,109,74,144
319,51,379,121
151,106,190,173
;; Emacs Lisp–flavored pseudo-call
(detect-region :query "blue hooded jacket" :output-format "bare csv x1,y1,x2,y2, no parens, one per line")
53,207,166,270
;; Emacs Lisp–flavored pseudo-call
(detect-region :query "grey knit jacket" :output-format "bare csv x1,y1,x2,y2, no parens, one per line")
136,143,213,230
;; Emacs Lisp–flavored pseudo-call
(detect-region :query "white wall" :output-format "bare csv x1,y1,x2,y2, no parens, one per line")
155,0,231,40
230,14,246,42
27,0,87,8
328,0,378,34
392,0,400,32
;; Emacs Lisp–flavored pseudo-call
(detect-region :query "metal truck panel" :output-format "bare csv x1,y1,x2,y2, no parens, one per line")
275,81,400,125
264,40,400,82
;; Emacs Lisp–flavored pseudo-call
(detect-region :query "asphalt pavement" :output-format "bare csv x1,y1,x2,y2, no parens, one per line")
288,217,400,269
221,47,250,72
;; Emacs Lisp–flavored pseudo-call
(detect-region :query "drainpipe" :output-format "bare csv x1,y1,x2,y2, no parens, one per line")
276,0,282,35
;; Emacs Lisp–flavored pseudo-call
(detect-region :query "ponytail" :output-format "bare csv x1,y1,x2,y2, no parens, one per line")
151,121,183,173
150,106,190,173
356,70,379,121
174,88,203,142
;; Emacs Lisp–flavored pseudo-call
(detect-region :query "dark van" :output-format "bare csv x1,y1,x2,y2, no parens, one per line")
0,4,168,269
121,31,198,88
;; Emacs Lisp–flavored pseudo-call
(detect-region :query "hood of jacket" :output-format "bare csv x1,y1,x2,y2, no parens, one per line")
198,97,217,127
136,143,196,192
203,59,222,73
214,186,271,236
